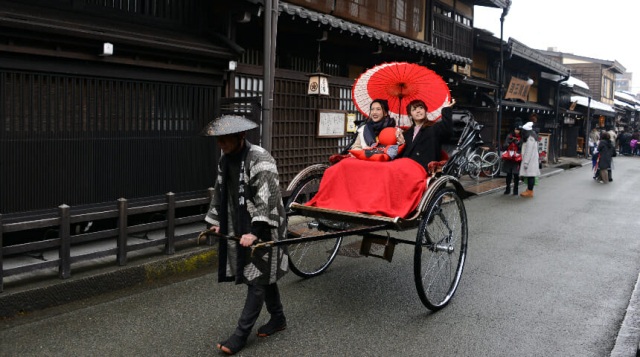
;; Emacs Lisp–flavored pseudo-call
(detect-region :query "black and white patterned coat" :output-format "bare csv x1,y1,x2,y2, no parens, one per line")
206,142,289,285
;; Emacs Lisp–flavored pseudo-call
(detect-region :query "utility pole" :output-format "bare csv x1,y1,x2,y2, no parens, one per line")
262,0,278,151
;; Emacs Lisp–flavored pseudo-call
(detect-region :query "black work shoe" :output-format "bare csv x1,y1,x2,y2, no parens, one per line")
257,317,287,337
503,188,510,195
216,334,247,355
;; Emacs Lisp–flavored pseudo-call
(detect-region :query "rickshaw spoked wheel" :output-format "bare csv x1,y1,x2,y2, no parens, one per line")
285,171,342,278
414,186,468,311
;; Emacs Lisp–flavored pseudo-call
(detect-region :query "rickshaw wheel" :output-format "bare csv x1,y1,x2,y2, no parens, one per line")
414,187,468,311
285,172,342,278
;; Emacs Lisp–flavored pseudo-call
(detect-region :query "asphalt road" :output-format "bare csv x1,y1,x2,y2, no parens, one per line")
2,157,640,357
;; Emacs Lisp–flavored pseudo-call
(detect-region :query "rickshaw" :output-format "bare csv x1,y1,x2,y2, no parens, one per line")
278,109,482,311
203,109,482,311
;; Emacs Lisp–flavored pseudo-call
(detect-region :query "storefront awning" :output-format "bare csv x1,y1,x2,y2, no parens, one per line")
560,108,584,117
461,77,498,90
279,2,471,65
501,99,554,114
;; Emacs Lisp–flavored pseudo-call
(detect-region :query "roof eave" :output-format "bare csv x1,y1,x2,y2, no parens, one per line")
279,2,471,65
474,0,510,9
508,38,570,76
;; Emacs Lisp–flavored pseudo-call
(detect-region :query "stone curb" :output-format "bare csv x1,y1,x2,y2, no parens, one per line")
0,247,217,318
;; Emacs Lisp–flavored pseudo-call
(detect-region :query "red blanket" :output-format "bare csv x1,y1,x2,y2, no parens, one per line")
305,158,427,218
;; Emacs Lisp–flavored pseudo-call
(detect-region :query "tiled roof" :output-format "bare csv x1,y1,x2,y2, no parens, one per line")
474,0,511,8
508,38,570,76
279,2,471,65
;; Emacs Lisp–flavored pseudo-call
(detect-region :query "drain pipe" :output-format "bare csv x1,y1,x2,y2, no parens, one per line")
553,71,570,163
496,0,512,151
584,96,592,156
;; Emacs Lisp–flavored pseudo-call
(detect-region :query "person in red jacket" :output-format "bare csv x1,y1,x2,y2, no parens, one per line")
502,121,522,195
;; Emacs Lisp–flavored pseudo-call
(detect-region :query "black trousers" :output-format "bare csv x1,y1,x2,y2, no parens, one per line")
505,173,519,191
526,177,535,190
234,283,284,337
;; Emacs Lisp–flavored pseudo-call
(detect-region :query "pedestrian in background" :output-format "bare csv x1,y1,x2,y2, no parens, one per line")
588,127,600,156
519,121,540,198
631,130,640,156
630,136,638,156
202,115,289,355
595,131,615,184
502,120,522,195
528,113,540,133
607,126,617,153
617,128,632,156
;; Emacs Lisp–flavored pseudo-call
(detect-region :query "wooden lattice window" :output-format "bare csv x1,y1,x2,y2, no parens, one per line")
1,71,202,135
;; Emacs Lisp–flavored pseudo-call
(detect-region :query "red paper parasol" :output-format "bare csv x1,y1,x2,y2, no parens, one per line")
352,62,450,126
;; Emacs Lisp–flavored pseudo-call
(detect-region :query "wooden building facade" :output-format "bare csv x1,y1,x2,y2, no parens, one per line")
0,0,239,214
539,50,627,155
1,0,509,217
219,0,507,185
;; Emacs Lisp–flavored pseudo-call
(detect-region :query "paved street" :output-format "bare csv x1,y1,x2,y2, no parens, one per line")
1,157,640,356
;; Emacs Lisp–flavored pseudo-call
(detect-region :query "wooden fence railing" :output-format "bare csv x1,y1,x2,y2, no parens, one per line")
0,190,216,293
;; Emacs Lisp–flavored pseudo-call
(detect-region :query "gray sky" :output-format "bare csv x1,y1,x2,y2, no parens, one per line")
474,0,640,92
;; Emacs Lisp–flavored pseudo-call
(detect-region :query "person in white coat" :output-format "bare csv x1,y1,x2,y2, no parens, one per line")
519,122,541,198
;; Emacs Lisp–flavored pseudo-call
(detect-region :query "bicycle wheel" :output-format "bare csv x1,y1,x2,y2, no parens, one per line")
467,155,482,180
285,173,342,278
481,152,501,177
414,187,468,311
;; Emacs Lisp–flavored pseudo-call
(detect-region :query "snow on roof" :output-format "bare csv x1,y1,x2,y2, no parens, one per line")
561,76,589,90
571,96,615,113
615,91,640,104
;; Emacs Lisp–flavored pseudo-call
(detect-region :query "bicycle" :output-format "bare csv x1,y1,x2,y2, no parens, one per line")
467,145,501,178
442,111,499,180
458,145,482,180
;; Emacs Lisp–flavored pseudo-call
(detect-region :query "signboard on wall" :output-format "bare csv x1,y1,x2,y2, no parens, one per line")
317,110,347,138
538,133,550,162
505,77,532,101
346,113,357,133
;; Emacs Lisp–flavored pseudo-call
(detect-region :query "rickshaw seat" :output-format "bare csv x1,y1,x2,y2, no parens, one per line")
305,158,428,218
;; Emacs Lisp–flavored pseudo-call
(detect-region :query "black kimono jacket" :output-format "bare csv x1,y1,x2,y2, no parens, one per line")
399,107,453,171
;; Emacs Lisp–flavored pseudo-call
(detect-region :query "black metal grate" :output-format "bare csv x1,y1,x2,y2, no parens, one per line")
0,69,219,213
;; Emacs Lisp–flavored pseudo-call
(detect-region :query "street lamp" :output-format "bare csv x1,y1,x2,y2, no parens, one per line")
497,0,512,150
